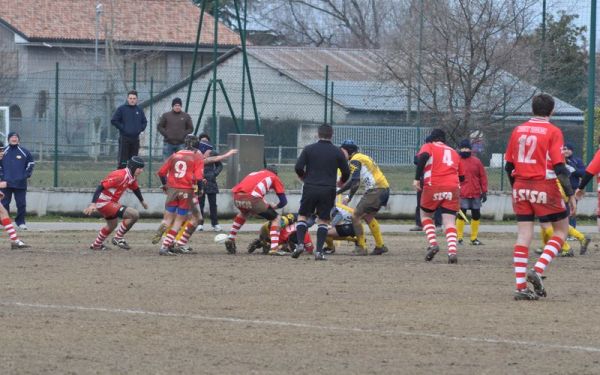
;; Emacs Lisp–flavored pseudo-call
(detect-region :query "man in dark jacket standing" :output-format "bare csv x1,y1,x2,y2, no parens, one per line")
197,133,222,232
157,97,193,158
0,132,35,230
111,90,148,169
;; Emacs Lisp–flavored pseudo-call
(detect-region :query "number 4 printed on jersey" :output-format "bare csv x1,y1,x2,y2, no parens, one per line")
442,149,454,166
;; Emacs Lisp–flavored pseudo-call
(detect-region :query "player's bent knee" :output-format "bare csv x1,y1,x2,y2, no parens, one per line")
123,207,140,221
258,207,278,221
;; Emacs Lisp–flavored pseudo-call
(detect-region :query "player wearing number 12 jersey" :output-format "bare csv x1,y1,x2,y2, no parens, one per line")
414,129,463,264
156,135,204,256
504,93,575,301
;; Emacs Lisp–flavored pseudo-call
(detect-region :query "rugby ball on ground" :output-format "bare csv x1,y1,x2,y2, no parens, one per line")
214,233,229,244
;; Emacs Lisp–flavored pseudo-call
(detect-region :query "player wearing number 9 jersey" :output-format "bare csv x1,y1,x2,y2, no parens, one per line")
414,128,463,264
156,135,204,255
504,93,575,301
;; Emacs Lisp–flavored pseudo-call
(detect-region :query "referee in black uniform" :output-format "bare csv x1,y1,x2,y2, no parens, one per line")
292,124,350,260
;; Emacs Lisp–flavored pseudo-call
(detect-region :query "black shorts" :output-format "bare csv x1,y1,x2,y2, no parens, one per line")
335,224,355,237
298,185,336,221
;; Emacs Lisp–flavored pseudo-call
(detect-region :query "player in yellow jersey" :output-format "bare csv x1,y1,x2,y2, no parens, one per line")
537,176,591,256
322,202,360,254
247,213,300,254
337,140,389,256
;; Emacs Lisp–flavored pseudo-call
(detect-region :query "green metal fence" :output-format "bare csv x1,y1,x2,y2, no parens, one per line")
0,1,595,191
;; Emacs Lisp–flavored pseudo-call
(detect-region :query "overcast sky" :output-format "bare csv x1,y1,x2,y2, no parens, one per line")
549,0,598,48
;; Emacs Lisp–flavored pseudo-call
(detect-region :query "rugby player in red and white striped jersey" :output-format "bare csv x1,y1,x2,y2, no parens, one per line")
414,128,463,264
83,156,148,250
505,93,575,301
225,167,288,255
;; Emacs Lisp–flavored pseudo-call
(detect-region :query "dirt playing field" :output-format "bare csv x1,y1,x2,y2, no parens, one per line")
2,229,600,374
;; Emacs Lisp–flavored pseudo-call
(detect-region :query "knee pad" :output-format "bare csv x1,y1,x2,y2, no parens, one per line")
258,207,278,221
471,209,481,221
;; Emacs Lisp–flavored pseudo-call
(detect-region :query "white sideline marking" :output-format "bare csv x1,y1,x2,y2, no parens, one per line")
3,301,600,353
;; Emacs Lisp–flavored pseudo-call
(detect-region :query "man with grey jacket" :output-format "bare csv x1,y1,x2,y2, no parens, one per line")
158,97,194,158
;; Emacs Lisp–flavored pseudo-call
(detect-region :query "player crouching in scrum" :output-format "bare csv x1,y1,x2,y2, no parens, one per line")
225,165,288,255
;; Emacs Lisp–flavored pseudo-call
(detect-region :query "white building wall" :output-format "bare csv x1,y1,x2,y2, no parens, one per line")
145,53,348,143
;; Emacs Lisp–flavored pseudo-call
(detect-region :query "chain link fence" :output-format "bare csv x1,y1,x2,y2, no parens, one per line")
0,0,594,192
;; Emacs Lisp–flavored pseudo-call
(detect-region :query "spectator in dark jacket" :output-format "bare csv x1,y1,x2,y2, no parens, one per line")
0,132,35,229
111,90,148,169
197,133,222,232
157,97,193,158
564,142,585,228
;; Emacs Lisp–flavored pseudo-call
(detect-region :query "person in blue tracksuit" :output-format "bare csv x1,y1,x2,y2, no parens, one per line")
0,132,35,229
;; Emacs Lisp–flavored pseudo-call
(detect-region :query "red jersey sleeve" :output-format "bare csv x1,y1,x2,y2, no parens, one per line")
101,170,125,189
194,154,205,182
157,156,173,177
272,175,285,194
417,143,432,156
548,127,565,166
586,149,600,175
479,159,488,193
504,134,515,164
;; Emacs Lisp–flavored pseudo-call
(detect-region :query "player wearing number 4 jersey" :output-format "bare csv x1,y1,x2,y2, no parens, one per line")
414,128,464,264
505,93,575,301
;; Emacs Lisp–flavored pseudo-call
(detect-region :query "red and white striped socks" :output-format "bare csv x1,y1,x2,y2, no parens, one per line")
176,223,194,247
513,245,529,290
2,218,18,242
114,222,129,240
534,236,563,275
445,227,457,256
162,229,177,248
422,218,437,246
229,215,246,240
92,226,110,248
269,222,280,250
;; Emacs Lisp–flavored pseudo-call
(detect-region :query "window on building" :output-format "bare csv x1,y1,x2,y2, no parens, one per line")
124,53,167,86
9,104,21,120
34,90,49,119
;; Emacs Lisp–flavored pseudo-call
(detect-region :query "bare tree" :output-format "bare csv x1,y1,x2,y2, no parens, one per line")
377,0,539,143
254,0,398,48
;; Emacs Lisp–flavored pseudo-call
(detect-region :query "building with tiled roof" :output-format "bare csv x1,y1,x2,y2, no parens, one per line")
0,0,240,47
0,0,240,153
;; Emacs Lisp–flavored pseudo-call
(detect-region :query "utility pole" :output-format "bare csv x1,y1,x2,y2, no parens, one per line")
95,2,103,67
